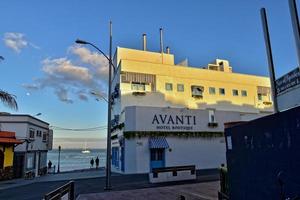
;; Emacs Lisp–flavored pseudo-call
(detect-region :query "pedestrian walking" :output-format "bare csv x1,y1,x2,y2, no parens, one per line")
90,158,94,168
48,160,52,169
95,156,99,169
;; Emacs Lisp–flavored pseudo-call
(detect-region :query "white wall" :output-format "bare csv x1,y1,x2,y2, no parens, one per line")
124,139,137,173
117,106,271,174
123,136,225,174
165,137,226,169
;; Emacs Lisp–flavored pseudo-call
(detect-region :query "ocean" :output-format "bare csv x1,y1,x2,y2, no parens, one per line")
47,149,106,172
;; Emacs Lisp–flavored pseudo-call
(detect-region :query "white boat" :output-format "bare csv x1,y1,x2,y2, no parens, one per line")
81,142,90,154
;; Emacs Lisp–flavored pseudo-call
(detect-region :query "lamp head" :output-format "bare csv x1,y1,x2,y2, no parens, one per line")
75,39,88,45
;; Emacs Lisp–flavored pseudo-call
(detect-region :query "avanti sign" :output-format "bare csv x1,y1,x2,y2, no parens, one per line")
151,114,196,131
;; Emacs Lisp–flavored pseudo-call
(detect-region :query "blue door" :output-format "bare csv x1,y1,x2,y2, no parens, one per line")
150,148,165,170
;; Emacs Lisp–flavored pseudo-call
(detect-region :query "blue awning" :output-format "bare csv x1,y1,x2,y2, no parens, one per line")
149,137,169,149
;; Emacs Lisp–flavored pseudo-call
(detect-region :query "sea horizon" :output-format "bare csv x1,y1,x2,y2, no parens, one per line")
48,148,106,172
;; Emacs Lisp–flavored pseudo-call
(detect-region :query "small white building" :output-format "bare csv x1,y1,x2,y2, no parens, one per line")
0,114,53,178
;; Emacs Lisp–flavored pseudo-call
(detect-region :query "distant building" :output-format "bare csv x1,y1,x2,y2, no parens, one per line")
0,131,22,180
110,47,273,174
0,114,53,178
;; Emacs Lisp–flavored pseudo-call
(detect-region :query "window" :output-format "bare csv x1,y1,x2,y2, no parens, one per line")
209,87,216,95
258,93,262,101
232,89,239,96
36,130,42,137
150,149,164,161
241,90,247,97
26,152,35,169
131,82,145,91
29,129,35,139
208,110,215,123
165,83,173,91
257,86,271,102
219,88,225,95
42,132,47,142
177,84,184,92
191,85,204,98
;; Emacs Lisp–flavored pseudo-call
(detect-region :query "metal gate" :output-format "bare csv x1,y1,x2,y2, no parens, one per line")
225,106,300,200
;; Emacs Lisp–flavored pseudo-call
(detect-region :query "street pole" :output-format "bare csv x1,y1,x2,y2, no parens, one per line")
289,0,300,70
260,8,279,113
105,21,112,190
57,145,61,173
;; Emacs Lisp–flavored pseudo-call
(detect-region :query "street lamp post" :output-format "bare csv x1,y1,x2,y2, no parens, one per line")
75,21,114,190
57,145,61,173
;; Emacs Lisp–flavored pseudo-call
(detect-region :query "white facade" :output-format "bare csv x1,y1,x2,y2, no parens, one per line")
121,137,226,174
111,106,269,174
0,114,53,177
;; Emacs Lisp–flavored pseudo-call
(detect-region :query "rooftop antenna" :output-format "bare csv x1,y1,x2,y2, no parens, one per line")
289,0,300,70
160,27,164,63
260,8,279,113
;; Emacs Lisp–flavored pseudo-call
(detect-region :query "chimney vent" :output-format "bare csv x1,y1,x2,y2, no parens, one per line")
160,28,164,53
166,46,170,54
142,33,147,51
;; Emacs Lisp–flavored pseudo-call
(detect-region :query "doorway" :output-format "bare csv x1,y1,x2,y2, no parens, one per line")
13,153,25,178
150,148,165,170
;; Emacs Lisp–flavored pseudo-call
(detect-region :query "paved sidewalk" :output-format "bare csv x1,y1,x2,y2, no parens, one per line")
0,168,105,190
77,181,219,200
0,169,220,200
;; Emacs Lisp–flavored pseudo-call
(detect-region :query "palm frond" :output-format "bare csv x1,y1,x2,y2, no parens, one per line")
0,90,18,110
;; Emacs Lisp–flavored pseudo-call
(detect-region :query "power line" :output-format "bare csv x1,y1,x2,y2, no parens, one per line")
50,125,107,131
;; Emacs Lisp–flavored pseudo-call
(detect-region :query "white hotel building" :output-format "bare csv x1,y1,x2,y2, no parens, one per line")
110,46,273,174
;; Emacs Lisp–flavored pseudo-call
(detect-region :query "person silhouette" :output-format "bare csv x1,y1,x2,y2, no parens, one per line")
95,156,99,169
48,160,52,169
90,158,94,168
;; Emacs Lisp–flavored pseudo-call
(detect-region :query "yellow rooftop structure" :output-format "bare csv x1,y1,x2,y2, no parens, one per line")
113,47,273,113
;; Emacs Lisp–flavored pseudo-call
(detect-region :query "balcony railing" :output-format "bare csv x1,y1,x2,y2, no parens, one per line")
208,122,218,127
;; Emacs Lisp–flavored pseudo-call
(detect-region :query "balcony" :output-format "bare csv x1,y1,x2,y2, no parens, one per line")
132,91,146,96
208,122,218,128
191,85,204,99
263,101,272,106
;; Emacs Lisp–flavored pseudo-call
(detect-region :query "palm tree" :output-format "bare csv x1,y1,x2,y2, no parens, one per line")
0,90,18,110
0,56,18,110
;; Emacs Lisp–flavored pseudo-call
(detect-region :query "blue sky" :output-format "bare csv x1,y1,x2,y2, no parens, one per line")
0,0,299,148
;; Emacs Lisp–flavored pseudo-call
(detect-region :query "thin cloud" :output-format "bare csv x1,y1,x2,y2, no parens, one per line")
23,45,109,103
4,32,28,53
3,32,40,53
29,42,41,50
69,45,109,81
